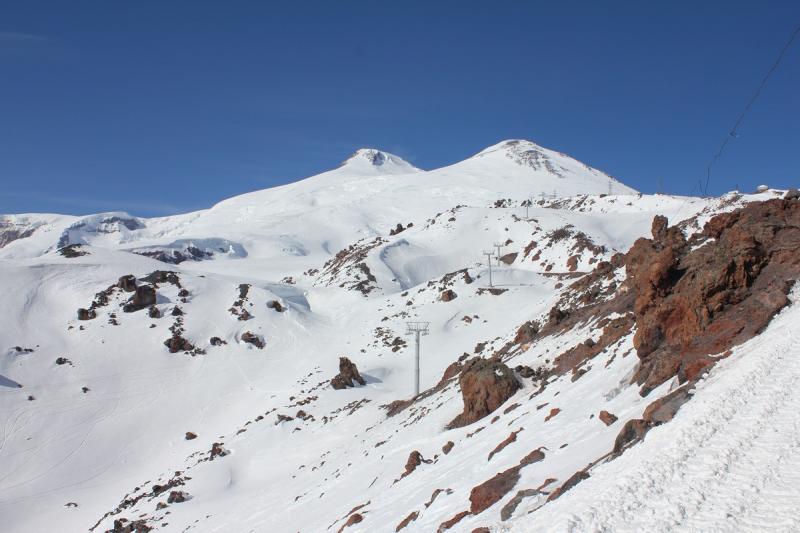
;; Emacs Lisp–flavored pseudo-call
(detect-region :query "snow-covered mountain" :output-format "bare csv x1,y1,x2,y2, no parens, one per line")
1,139,797,533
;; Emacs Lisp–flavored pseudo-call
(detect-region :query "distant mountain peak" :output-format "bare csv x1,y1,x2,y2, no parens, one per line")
340,148,421,174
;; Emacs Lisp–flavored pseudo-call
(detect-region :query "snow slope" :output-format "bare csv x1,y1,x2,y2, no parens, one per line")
0,139,793,533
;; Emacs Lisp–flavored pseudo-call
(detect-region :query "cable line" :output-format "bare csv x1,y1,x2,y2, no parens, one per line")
703,23,800,196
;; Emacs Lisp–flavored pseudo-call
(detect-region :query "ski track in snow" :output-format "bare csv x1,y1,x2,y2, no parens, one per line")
508,296,800,533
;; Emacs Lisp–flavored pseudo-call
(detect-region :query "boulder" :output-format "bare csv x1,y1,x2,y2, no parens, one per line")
440,289,457,302
77,308,96,321
241,331,265,349
267,300,285,312
469,466,521,514
330,357,366,389
117,275,137,292
123,285,157,312
598,410,618,426
498,252,518,265
148,306,161,318
167,490,187,503
164,335,194,353
448,358,520,428
612,419,650,455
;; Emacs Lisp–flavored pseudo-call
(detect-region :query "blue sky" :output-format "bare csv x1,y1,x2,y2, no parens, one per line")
1,1,798,216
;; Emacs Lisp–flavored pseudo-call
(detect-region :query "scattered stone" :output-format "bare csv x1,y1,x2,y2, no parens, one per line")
164,335,194,353
241,331,265,349
55,357,71,366
171,306,184,317
544,407,560,422
266,300,285,312
598,410,618,426
148,306,161,319
442,441,454,455
469,466,520,513
395,511,419,531
437,510,471,532
185,432,197,440
546,470,590,502
81,386,90,393
612,419,650,455
209,336,226,346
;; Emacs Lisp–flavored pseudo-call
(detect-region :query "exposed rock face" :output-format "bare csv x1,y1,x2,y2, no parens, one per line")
330,357,366,389
241,332,265,349
58,244,88,258
123,285,157,313
642,385,692,425
448,358,520,428
440,289,457,302
626,199,800,394
395,511,419,531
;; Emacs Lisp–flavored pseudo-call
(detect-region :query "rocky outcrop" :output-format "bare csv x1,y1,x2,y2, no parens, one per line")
123,285,156,313
449,358,519,428
626,199,800,394
267,300,285,312
330,357,366,389
499,252,518,265
546,470,590,502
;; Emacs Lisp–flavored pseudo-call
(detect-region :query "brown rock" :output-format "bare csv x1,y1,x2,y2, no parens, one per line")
338,513,363,532
442,441,454,455
167,490,187,503
612,419,650,455
164,335,194,353
241,331,265,349
499,252,518,265
598,410,618,426
626,200,800,394
544,408,560,422
566,255,579,271
642,385,692,425
117,275,137,292
77,308,96,320
469,466,521,513
448,358,520,428
395,511,419,531
440,289,458,302
266,300,285,312
437,510,471,532
546,470,590,502
330,357,366,389
488,429,522,461
209,336,226,346
148,306,161,318
123,285,157,312
185,431,197,440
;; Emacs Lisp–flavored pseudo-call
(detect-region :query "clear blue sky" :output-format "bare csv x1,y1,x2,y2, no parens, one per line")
1,1,798,216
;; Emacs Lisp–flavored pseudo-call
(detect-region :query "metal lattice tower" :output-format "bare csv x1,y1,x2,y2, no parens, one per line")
483,250,495,287
405,321,430,396
493,242,504,264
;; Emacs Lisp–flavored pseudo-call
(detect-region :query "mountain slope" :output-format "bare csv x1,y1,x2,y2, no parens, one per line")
0,141,795,533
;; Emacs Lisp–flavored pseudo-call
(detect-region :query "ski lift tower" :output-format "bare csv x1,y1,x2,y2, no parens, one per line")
493,242,505,264
405,321,430,396
483,250,495,287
